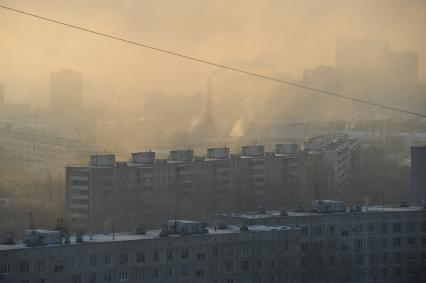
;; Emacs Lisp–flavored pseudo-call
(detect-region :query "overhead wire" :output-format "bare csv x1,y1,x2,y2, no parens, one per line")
0,4,425,118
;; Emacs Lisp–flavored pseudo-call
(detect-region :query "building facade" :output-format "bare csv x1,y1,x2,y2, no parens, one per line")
0,221,302,283
65,143,328,233
216,201,426,283
411,146,426,203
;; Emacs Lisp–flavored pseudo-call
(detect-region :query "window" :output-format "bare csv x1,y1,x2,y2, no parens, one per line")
407,238,416,247
19,262,30,273
381,238,387,248
1,263,11,273
407,222,416,233
225,262,234,272
54,264,64,272
368,239,375,248
407,254,417,264
392,223,401,233
341,230,349,237
167,266,172,276
119,254,128,265
241,244,250,256
90,255,97,267
382,253,388,263
39,279,45,283
315,226,322,236
301,242,308,251
136,252,145,263
196,269,205,277
369,254,375,265
89,273,96,283
393,238,401,247
314,241,323,250
72,256,81,270
355,254,364,265
166,250,173,261
181,265,189,276
152,267,158,279
119,271,128,281
353,224,363,233
302,227,309,237
368,224,375,233
381,223,388,233
38,261,45,272
212,263,219,273
393,252,401,263
241,261,249,271
72,273,82,283
180,250,189,260
104,255,111,265
227,279,234,283
153,250,159,262
212,247,219,257
136,269,144,280
355,239,363,249
196,253,205,261
225,247,234,257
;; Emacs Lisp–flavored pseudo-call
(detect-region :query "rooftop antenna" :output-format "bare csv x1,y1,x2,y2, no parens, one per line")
382,191,385,212
29,212,34,230
112,217,115,240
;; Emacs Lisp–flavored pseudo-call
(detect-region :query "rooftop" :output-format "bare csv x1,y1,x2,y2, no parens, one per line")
0,224,297,251
216,204,425,220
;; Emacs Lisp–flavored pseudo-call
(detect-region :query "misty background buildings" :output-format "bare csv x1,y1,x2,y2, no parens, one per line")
1,0,426,282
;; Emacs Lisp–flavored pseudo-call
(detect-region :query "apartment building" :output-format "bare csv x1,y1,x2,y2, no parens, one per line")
0,220,302,283
216,200,426,283
0,127,88,177
304,133,360,193
66,144,326,233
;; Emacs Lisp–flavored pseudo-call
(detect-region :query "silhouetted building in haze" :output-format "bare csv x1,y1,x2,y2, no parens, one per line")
411,146,426,203
50,69,83,116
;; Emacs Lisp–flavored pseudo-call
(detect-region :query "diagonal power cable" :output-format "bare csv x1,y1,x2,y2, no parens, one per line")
0,4,425,118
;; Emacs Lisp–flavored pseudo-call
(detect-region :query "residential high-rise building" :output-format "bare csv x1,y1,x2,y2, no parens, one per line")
50,69,83,115
65,138,352,233
411,145,426,203
216,200,426,283
0,220,302,283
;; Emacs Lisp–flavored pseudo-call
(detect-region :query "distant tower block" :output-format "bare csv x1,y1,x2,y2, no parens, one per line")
50,69,83,115
411,146,426,203
205,76,214,127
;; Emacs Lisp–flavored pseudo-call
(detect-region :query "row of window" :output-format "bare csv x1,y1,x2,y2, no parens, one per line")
301,221,426,237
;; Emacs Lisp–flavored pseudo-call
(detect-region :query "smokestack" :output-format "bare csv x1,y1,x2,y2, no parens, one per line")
0,84,5,105
205,76,214,128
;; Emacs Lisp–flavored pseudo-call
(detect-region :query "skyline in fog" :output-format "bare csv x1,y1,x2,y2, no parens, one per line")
1,0,426,108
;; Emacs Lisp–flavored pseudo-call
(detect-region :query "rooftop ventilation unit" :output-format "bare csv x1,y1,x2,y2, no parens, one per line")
135,224,146,235
3,233,15,245
90,154,115,166
240,224,249,231
399,197,408,207
132,151,155,164
23,230,61,247
76,231,84,243
279,208,288,216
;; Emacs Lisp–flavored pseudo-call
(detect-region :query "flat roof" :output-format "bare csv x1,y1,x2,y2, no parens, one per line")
216,205,425,220
0,225,297,251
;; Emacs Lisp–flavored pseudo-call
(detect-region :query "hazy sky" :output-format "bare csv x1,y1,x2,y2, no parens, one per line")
1,0,425,106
